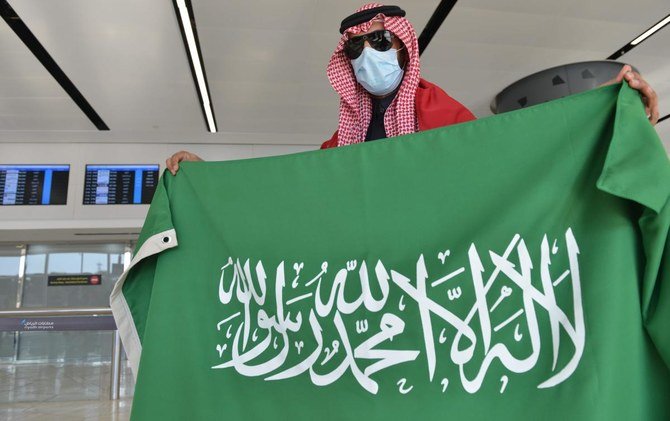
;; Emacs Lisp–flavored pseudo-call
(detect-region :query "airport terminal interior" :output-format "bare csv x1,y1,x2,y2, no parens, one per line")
0,0,668,420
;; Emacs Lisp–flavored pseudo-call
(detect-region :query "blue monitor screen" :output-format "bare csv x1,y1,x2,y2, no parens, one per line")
0,165,70,206
83,164,159,205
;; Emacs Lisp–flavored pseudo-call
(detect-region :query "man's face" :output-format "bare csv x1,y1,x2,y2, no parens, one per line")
348,21,407,67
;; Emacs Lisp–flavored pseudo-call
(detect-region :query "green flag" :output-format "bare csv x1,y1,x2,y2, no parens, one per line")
111,83,670,420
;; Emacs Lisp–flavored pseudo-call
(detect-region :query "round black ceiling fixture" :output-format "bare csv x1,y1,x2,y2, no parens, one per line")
491,61,637,114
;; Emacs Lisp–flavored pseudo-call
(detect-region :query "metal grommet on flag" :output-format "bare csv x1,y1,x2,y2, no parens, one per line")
162,236,171,244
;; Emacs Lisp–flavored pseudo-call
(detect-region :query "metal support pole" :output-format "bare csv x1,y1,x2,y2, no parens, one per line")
13,245,27,361
109,243,133,400
110,329,122,400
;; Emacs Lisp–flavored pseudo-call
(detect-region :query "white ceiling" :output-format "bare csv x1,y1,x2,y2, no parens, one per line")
0,0,668,148
0,10,92,131
5,0,204,132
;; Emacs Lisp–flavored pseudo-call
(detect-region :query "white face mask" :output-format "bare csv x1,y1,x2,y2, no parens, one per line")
351,47,404,96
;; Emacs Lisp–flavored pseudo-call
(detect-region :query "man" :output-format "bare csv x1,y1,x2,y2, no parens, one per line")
166,3,659,173
320,3,475,149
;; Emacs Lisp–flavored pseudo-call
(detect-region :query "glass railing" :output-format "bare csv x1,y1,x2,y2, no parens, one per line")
0,243,134,404
0,308,134,403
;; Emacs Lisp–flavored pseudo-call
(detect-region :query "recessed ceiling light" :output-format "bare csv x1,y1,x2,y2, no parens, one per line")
175,0,217,133
608,13,670,59
631,14,670,45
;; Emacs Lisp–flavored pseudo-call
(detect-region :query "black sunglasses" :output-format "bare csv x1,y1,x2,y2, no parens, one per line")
344,29,395,59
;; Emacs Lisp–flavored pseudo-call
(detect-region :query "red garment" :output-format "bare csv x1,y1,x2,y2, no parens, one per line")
321,78,476,149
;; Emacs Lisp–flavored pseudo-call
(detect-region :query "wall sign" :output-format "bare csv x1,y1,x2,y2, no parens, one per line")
47,274,102,286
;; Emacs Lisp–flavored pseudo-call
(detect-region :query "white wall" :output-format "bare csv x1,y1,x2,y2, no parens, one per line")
0,142,316,243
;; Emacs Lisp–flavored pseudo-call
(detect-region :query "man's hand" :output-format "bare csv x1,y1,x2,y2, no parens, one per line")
604,64,659,125
166,150,203,175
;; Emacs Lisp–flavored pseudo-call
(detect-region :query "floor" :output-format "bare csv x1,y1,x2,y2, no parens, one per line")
0,362,134,420
0,398,133,421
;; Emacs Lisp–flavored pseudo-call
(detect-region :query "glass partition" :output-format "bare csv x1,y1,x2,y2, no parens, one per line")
22,244,125,308
0,242,135,403
0,245,21,360
0,245,20,309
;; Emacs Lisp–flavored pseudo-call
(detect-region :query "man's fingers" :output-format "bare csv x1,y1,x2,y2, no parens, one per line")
615,65,632,83
640,81,657,102
167,154,180,175
601,67,660,126
621,71,660,126
637,78,659,125
603,65,631,87
650,106,660,125
166,151,201,175
168,157,177,176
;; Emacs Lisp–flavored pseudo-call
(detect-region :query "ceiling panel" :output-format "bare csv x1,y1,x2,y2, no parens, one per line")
8,0,205,131
463,0,667,25
0,18,93,130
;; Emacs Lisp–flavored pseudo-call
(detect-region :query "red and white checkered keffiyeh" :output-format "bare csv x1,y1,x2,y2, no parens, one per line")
327,3,421,147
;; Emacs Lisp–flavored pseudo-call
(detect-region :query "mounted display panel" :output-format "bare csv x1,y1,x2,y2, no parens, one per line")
83,164,159,205
0,164,70,205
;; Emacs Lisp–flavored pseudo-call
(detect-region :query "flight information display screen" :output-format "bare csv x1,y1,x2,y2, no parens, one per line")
0,165,70,206
83,164,159,205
